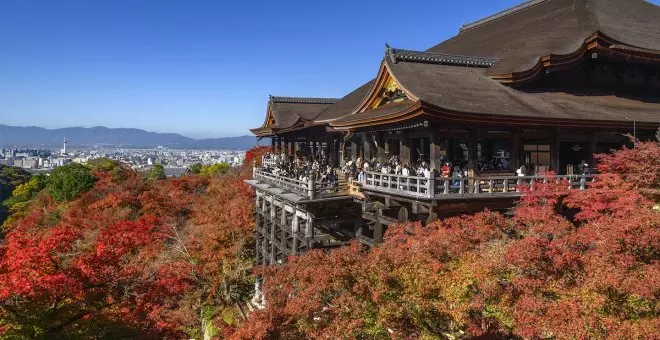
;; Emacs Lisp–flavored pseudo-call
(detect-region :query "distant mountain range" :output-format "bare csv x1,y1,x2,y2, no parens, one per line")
0,125,266,150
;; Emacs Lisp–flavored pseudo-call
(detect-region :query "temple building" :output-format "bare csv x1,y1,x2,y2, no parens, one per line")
246,0,660,265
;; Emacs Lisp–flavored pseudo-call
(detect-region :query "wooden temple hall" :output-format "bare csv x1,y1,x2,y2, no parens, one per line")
245,0,660,265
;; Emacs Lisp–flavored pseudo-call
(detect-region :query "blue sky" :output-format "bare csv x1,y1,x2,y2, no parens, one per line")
1,0,658,138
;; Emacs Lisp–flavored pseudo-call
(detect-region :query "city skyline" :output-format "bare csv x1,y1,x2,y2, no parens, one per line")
0,0,563,137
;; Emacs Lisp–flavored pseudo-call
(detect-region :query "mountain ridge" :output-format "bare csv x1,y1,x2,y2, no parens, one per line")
0,124,264,150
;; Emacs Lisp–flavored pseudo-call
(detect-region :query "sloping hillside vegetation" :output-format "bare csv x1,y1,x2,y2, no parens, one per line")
1,142,658,339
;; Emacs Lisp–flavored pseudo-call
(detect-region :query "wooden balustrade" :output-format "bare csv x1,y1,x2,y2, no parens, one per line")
253,167,346,200
363,172,433,199
255,157,594,201
361,171,595,200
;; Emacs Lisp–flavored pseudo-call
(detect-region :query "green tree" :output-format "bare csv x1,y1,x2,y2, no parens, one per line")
47,163,96,202
199,163,230,176
188,163,203,174
149,164,167,180
3,174,48,210
0,165,31,224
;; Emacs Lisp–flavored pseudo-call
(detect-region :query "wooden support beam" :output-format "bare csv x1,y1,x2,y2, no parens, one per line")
350,140,358,160
430,131,443,171
467,131,478,176
374,209,384,243
377,132,385,163
384,196,401,208
587,132,598,167
291,213,299,255
363,135,373,161
510,131,521,170
400,135,411,165
550,128,560,173
305,212,314,247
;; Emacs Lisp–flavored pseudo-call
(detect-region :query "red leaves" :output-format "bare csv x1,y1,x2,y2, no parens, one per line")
241,142,660,339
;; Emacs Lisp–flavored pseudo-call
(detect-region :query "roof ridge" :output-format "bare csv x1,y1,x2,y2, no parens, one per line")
460,0,550,32
386,45,499,67
269,95,340,105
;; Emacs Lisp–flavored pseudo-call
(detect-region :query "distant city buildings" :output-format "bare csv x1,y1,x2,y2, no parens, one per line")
0,138,246,177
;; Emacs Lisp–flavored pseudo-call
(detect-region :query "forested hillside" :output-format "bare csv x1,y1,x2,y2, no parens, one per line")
0,142,658,339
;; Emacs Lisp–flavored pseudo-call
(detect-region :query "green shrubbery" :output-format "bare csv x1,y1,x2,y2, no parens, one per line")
47,163,97,202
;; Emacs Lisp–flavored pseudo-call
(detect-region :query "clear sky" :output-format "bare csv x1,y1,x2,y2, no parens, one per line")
2,0,658,138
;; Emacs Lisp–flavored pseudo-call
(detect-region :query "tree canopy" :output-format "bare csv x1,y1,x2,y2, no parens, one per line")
0,165,31,224
46,163,96,202
0,143,658,339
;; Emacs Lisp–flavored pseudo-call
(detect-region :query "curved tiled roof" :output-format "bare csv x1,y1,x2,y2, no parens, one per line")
387,46,498,67
429,0,660,75
252,0,660,136
250,96,339,136
329,53,660,129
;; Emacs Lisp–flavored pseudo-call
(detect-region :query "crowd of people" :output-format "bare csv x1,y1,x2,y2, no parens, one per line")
261,152,339,186
342,155,435,183
261,151,593,189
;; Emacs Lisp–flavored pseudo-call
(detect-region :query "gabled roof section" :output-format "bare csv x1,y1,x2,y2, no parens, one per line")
313,81,375,123
387,45,499,67
269,96,340,105
429,0,660,82
250,96,339,137
330,43,660,129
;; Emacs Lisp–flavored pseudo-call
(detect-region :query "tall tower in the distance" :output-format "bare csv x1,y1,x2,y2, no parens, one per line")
61,137,67,155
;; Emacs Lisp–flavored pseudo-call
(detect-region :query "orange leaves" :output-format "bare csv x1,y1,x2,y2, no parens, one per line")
243,143,660,339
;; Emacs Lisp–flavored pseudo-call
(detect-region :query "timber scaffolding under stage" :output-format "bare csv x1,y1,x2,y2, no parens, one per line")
246,156,596,262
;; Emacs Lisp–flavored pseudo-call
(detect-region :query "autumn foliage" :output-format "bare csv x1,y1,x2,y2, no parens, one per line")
237,141,660,339
0,148,268,338
1,142,658,339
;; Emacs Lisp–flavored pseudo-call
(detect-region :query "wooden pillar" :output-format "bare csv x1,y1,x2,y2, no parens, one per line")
269,196,276,264
587,133,598,167
305,212,314,248
550,128,560,173
374,209,384,243
400,135,411,165
255,195,262,265
333,138,340,167
467,131,478,175
280,204,288,262
276,138,282,153
350,140,358,160
445,138,454,163
363,135,373,161
270,137,276,153
384,137,390,160
283,140,289,156
376,132,385,163
430,131,443,171
310,141,316,159
291,212,299,255
510,131,521,170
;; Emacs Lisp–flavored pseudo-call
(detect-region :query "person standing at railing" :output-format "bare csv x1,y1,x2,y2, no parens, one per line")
452,166,462,187
357,169,366,183
441,162,451,177
402,164,410,176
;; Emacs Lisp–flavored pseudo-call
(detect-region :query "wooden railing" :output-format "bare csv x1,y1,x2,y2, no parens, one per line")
360,171,595,200
261,156,280,168
363,172,433,199
252,167,346,200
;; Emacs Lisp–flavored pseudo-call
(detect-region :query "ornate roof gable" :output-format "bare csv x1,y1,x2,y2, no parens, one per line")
387,45,499,67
